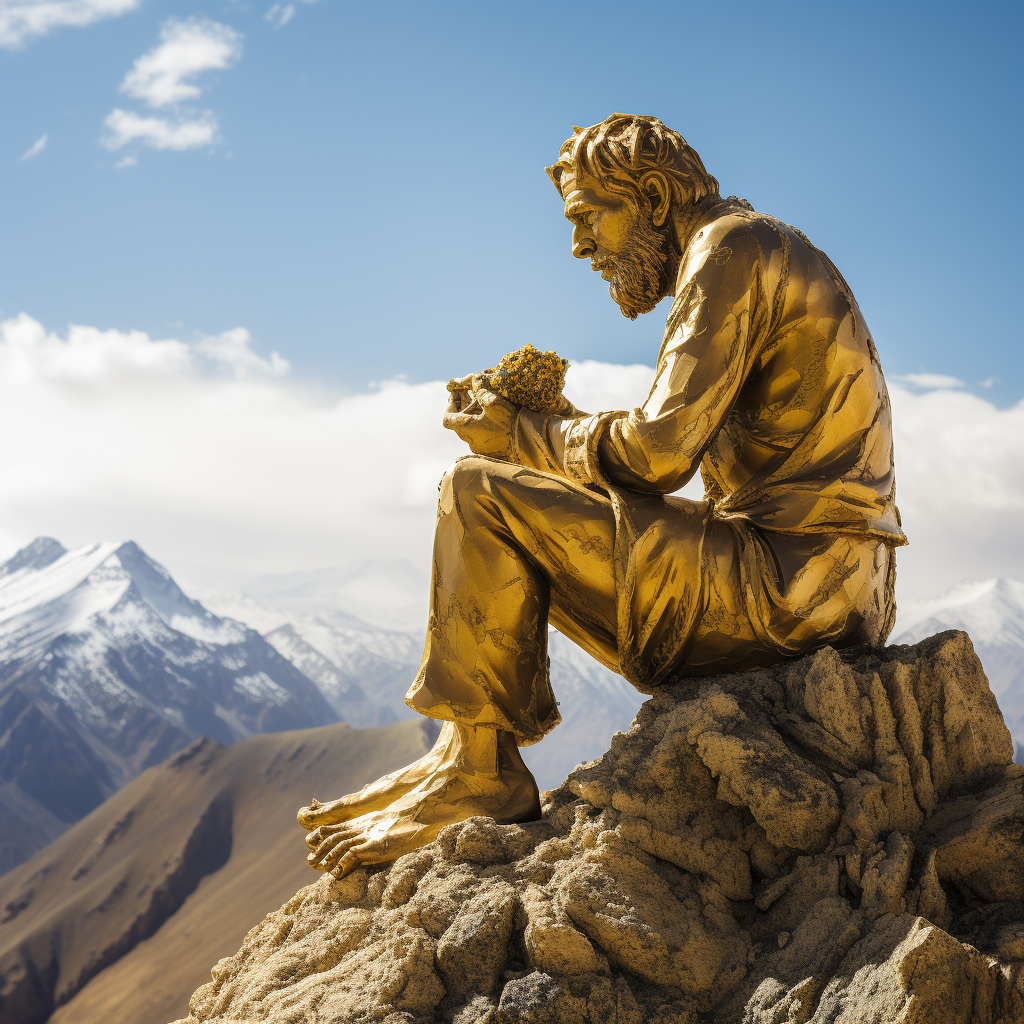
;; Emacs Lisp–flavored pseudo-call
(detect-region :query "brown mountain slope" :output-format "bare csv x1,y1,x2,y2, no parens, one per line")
0,718,438,1024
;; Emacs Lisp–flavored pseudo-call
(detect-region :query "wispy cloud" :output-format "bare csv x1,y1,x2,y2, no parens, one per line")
264,0,318,30
264,3,295,29
896,372,965,390
0,0,139,49
101,17,242,157
1,312,1020,603
18,132,47,161
195,327,290,377
120,17,242,108
102,108,218,152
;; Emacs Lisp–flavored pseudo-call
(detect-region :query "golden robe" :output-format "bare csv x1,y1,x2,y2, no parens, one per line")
407,203,907,744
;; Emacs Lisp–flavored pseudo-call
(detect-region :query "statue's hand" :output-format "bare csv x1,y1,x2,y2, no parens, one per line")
444,373,517,458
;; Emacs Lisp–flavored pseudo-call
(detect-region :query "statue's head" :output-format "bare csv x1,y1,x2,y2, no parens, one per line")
546,114,719,319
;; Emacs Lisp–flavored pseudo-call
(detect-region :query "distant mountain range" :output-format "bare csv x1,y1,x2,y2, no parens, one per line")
189,565,647,791
0,539,645,874
3,535,1020,878
0,538,338,873
892,577,1024,762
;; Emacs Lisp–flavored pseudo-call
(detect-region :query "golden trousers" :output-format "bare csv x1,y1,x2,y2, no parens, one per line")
405,456,895,745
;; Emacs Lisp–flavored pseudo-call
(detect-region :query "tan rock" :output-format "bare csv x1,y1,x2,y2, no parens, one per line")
810,914,1024,1024
170,632,1023,1024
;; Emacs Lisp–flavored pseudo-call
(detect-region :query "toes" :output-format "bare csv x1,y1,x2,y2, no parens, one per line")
318,836,360,873
308,829,363,870
307,833,342,867
297,800,332,828
297,798,354,829
304,824,355,851
331,851,362,879
298,808,325,829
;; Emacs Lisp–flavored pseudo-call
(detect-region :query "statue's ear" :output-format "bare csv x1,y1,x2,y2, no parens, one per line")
639,171,671,227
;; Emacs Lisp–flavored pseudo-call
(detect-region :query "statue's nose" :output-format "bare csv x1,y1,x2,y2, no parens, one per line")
572,226,596,260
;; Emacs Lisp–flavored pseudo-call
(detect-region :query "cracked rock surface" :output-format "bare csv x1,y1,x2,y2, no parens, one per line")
172,632,1024,1023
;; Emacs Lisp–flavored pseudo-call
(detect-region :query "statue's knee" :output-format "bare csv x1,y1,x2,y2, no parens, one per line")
442,456,492,499
437,456,494,517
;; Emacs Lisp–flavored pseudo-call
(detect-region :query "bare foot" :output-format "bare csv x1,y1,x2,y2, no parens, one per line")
302,723,540,878
297,722,463,830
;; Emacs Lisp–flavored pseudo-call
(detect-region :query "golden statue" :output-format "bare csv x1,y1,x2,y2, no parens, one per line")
299,114,907,878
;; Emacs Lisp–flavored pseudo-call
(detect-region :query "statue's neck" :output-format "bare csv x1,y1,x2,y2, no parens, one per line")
659,195,742,303
670,194,736,258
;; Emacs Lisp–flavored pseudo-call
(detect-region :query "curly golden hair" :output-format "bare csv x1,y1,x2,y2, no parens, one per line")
546,113,719,208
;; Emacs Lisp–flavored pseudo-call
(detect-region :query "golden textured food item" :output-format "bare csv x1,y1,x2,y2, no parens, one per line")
488,344,570,412
445,344,571,412
298,114,907,882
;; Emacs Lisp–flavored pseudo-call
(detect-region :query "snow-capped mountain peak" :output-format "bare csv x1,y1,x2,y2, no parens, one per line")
0,539,250,665
895,577,1024,649
0,537,338,871
0,536,67,579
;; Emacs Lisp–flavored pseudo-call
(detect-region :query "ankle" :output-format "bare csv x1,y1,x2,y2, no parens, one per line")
496,731,532,777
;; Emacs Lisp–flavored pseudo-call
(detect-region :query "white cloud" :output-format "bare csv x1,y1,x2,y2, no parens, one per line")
196,327,290,377
888,381,1024,599
0,313,1020,607
264,0,318,30
264,3,295,29
897,372,965,390
18,133,47,161
0,314,462,577
101,17,242,157
102,108,218,152
0,313,191,384
0,0,139,49
120,17,242,108
563,359,653,413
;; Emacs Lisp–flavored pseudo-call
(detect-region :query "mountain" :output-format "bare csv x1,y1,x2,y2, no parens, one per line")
188,582,426,727
892,577,1024,762
190,566,646,791
0,718,438,1024
262,623,399,728
0,538,339,874
540,630,646,784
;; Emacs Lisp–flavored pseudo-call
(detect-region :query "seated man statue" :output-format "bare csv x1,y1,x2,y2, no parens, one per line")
299,113,907,879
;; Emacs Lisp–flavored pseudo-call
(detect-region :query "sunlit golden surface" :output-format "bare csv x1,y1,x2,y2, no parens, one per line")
300,114,906,877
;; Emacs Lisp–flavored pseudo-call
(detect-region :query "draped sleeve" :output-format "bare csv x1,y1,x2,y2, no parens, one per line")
512,218,787,493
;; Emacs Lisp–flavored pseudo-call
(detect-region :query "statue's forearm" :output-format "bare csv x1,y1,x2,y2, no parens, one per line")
511,407,582,478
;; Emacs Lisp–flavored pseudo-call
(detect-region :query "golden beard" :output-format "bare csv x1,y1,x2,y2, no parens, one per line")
596,214,672,320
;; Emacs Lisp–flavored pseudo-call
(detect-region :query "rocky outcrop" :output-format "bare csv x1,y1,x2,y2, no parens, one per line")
173,632,1024,1023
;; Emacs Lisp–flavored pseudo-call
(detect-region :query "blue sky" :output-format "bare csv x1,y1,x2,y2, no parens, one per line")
1,1,1023,601
3,0,1022,402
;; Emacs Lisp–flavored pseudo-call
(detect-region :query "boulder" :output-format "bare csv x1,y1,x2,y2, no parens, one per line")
172,632,1024,1023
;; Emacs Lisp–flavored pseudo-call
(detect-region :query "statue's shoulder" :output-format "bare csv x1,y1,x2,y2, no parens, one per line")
696,204,792,261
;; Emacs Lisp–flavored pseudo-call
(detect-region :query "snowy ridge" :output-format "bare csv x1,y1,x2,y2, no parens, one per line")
894,578,1024,649
0,540,252,665
193,563,646,790
0,537,339,873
